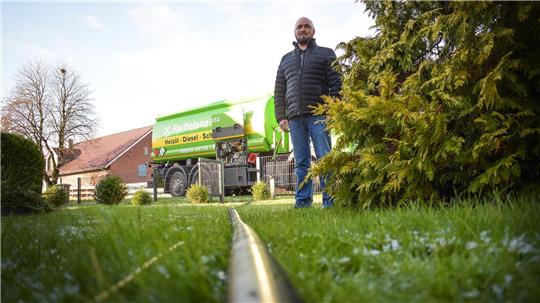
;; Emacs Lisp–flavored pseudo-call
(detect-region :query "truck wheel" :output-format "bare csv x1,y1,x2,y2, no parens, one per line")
170,171,187,197
190,166,214,193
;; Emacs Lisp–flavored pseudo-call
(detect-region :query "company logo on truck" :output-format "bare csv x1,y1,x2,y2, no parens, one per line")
153,147,166,157
161,117,220,137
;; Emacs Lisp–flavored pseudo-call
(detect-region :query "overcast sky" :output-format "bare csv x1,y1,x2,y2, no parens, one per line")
2,1,374,138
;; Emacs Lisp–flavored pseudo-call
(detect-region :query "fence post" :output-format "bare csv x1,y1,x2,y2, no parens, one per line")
77,177,81,204
256,156,261,182
198,161,201,185
269,176,276,199
153,167,158,202
219,161,224,203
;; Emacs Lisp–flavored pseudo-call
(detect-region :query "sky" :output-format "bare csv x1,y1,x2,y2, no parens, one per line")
2,1,374,138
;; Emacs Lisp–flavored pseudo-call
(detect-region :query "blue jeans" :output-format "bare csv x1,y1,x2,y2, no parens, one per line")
289,115,333,208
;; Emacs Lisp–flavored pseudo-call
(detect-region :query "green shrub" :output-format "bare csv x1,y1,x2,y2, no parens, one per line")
251,181,271,201
312,2,540,208
186,184,208,204
131,189,152,206
1,132,50,214
43,185,69,207
94,175,127,205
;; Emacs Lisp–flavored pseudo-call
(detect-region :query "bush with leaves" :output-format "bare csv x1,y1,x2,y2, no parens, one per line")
251,181,271,201
186,184,209,204
1,132,51,214
131,189,152,206
94,175,127,205
43,185,69,207
311,1,540,208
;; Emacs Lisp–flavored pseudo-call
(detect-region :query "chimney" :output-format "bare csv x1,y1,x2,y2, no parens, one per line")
68,139,74,149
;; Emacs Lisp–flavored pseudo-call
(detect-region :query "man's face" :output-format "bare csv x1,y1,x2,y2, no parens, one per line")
294,18,315,44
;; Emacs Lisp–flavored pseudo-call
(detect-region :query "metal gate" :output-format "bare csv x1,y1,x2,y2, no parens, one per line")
258,154,321,196
196,158,225,202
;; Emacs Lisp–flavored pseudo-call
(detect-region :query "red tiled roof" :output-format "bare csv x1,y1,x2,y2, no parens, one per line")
59,126,152,175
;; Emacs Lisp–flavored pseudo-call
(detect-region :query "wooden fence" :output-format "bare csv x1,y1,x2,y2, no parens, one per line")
60,178,166,203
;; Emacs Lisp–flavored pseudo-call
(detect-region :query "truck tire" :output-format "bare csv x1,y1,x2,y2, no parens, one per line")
189,165,214,193
169,170,187,197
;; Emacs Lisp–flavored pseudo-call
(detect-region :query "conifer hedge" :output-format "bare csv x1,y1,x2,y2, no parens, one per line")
1,132,49,214
312,1,540,207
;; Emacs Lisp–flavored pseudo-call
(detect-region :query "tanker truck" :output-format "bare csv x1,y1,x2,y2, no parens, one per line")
150,94,290,197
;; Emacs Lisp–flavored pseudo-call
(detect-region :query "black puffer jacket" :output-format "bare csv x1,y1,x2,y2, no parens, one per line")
274,39,342,123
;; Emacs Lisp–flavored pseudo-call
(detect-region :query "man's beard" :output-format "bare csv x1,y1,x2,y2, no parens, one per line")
296,36,313,45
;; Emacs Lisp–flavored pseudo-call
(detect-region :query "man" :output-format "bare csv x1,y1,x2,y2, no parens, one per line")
274,17,342,208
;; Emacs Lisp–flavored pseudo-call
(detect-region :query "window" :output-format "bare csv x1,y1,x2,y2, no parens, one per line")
144,147,149,156
138,164,147,177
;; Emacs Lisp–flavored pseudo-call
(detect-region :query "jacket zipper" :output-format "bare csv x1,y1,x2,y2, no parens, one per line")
298,47,312,116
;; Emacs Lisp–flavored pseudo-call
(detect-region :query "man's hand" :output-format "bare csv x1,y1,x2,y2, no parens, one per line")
279,119,289,132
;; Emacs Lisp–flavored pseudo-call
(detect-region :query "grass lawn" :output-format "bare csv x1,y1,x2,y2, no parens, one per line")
1,203,232,302
2,194,539,302
239,195,540,302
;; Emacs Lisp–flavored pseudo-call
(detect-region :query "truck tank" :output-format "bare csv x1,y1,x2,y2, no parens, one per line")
151,94,290,196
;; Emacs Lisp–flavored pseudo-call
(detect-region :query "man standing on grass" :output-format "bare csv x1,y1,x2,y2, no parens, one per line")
274,17,342,208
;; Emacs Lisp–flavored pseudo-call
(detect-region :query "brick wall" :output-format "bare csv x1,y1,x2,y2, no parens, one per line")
109,133,153,184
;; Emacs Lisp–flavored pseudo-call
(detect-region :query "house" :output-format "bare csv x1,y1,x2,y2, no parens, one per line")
47,126,153,191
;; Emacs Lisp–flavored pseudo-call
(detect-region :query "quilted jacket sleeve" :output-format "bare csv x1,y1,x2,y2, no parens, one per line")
274,58,287,123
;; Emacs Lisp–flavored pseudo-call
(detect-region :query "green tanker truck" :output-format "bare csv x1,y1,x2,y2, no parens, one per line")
150,94,290,196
